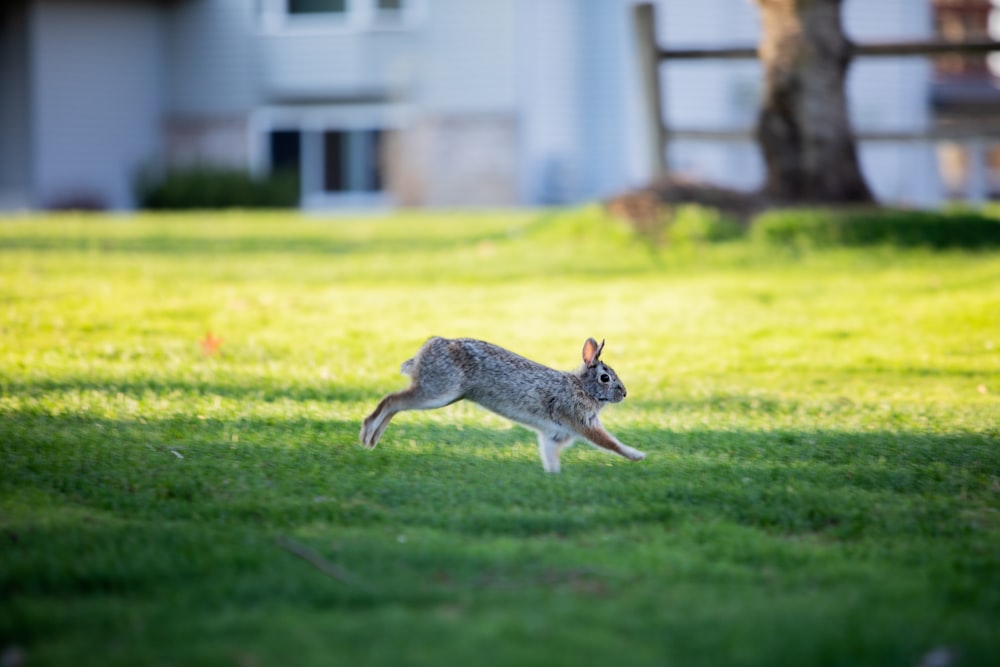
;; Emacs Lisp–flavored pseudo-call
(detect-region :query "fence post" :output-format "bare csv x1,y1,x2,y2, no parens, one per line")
632,2,668,178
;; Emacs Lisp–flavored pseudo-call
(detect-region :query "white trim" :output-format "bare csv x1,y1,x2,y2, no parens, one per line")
253,104,408,132
256,0,425,35
302,190,391,210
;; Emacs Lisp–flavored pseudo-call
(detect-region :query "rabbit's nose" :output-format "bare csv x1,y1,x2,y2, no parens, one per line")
621,388,627,397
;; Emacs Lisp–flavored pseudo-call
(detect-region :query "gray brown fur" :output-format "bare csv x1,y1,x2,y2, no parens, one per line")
360,337,646,473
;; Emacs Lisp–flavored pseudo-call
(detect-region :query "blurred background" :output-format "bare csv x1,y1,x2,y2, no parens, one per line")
1,0,998,212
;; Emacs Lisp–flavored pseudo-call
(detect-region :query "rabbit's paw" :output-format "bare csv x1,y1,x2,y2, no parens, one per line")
359,420,378,449
622,446,646,461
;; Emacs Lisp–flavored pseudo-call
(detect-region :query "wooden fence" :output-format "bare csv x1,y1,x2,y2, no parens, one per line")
632,2,1000,199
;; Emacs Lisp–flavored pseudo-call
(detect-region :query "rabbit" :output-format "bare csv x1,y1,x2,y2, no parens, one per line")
360,337,645,473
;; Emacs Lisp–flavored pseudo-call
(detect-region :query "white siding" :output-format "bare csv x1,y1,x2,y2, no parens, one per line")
516,0,643,204
163,0,256,114
576,0,636,200
256,30,417,101
30,0,164,209
417,0,518,113
517,0,584,202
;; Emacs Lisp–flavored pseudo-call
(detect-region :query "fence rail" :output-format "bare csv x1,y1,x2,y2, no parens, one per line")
668,125,1000,143
658,39,1000,62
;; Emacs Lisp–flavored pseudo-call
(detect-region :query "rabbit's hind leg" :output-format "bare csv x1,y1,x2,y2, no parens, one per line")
360,384,463,449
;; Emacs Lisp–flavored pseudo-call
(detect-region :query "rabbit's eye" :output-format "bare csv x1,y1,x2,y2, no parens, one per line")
600,373,611,383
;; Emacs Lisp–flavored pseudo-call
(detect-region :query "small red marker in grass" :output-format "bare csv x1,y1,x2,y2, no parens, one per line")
200,331,223,356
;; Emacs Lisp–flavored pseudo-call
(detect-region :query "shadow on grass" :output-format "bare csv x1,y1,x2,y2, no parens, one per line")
4,407,997,545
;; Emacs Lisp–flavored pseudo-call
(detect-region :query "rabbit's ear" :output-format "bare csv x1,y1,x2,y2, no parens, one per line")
582,338,605,366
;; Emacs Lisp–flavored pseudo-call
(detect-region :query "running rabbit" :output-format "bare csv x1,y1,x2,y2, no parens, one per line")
360,337,645,473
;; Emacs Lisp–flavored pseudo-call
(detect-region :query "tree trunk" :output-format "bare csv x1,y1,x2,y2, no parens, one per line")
755,0,874,203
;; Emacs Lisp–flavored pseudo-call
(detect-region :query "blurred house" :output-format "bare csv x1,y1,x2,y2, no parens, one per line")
0,0,640,210
0,0,996,211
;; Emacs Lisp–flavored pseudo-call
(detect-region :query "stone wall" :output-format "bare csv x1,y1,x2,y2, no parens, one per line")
387,114,518,207
164,116,250,169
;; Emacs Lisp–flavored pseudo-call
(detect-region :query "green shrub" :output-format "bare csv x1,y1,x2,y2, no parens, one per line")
136,166,299,210
668,205,746,244
753,206,1000,249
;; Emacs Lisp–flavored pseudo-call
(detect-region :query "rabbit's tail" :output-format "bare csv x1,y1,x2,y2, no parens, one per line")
400,336,444,376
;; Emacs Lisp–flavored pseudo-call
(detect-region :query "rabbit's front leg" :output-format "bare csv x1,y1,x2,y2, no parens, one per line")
537,432,574,474
577,423,646,462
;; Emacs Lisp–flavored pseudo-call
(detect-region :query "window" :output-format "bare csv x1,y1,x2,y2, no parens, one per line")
323,131,347,192
288,0,346,15
323,129,383,193
258,0,419,31
269,130,301,177
266,127,385,203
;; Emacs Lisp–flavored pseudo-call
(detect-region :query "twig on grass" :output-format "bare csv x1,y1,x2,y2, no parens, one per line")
274,536,362,587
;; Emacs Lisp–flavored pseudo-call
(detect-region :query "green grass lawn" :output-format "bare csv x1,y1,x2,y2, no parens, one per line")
1,208,999,667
